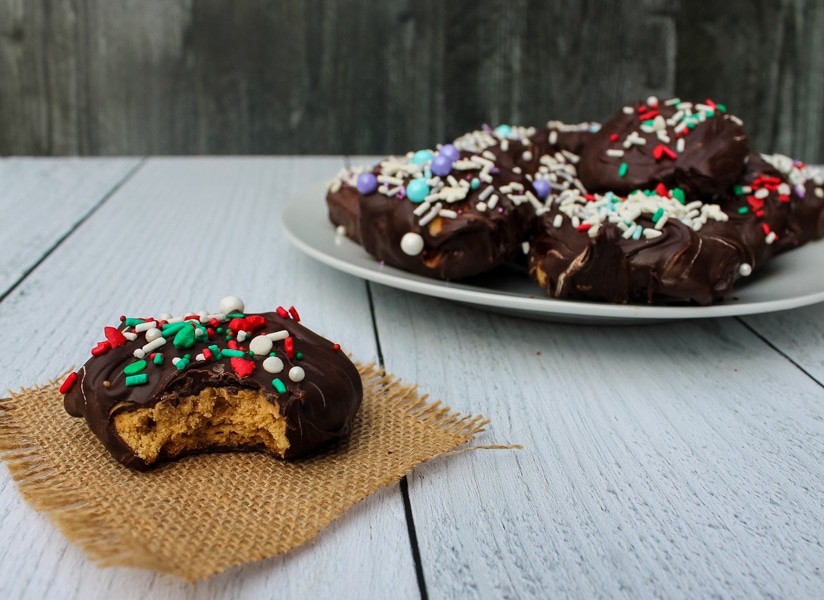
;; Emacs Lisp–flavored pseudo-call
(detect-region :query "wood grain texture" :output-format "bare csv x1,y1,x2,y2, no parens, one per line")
0,157,420,599
370,286,824,598
0,157,139,297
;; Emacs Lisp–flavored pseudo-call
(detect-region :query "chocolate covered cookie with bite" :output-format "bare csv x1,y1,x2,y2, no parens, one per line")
62,296,363,470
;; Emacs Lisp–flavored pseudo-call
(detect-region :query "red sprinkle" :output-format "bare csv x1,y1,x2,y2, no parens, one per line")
577,223,592,232
288,306,301,322
747,196,764,211
638,105,647,114
584,194,596,202
203,348,213,360
104,326,127,348
276,306,289,319
184,314,200,321
284,336,295,359
762,223,771,235
209,317,220,328
59,372,79,394
245,315,267,331
609,133,619,142
779,195,791,203
641,110,659,121
655,183,669,197
332,343,341,351
228,317,247,332
660,146,677,160
755,210,765,218
705,98,716,108
230,357,256,378
91,341,111,356
228,340,238,350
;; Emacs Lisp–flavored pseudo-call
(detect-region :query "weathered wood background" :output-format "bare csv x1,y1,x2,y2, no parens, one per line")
1,0,823,160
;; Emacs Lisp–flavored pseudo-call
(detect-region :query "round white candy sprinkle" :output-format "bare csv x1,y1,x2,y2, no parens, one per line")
237,330,247,342
336,225,347,236
145,327,162,342
263,356,284,374
400,232,425,256
219,295,244,315
289,366,305,382
159,312,173,320
739,263,753,277
250,335,274,356
133,349,146,359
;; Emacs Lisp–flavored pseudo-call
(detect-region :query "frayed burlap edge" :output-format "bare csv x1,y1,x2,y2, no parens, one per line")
0,362,516,581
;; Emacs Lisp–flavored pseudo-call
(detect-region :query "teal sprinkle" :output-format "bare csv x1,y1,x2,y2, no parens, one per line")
161,322,188,336
716,104,727,112
226,313,245,318
471,178,480,190
222,349,246,358
125,373,148,386
175,358,190,371
153,353,164,365
272,378,287,393
124,318,145,327
269,352,276,357
738,206,749,214
632,225,643,240
618,163,628,178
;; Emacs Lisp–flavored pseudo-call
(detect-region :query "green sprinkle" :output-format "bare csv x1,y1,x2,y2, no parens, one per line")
272,378,287,393
642,119,655,127
216,327,224,333
618,163,628,178
124,318,145,327
296,352,303,360
716,104,726,112
706,109,715,118
733,185,746,195
269,352,276,357
124,360,147,375
673,188,686,204
738,206,749,214
153,353,164,365
687,121,697,130
222,349,245,358
125,374,148,386
652,208,665,223
161,322,187,336
175,359,189,371
227,313,245,318
173,325,196,349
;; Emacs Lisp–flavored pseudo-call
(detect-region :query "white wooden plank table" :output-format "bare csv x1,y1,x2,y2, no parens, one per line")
1,157,823,599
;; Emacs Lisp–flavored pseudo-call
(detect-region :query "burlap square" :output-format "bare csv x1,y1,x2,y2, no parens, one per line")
0,363,505,581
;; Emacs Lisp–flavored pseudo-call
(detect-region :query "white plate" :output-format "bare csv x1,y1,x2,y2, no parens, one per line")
282,182,824,324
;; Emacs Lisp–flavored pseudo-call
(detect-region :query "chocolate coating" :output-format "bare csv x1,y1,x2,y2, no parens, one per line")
578,99,750,197
64,311,362,470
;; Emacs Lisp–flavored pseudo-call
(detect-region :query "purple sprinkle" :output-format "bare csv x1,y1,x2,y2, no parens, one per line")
457,209,463,215
431,155,453,177
482,123,492,132
356,173,378,195
439,144,460,162
796,184,805,197
498,207,504,213
532,179,551,200
491,167,499,174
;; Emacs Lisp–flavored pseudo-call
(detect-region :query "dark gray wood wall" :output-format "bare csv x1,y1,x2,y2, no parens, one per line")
1,0,823,161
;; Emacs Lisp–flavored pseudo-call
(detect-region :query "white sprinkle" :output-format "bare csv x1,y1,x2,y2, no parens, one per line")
479,185,494,201
664,97,680,106
488,194,500,209
250,335,274,355
237,330,247,342
512,166,522,174
677,138,685,153
219,296,244,315
476,202,487,212
572,216,580,228
816,187,824,199
553,214,563,228
654,214,669,230
623,106,634,114
195,353,206,361
778,183,791,196
562,150,580,164
145,327,162,343
335,225,347,236
123,331,138,341
159,312,173,320
419,203,441,226
289,366,305,382
267,330,289,341
549,131,558,145
521,241,530,254
606,149,625,157
400,232,425,255
135,321,157,333
754,188,770,199
647,95,659,107
377,175,404,186
730,115,744,127
644,228,663,239
172,357,181,366
522,150,533,162
413,201,431,216
263,356,284,374
447,175,459,187
622,224,637,239
765,231,778,245
133,348,146,359
142,337,166,354
439,209,458,219
482,150,497,161
500,139,509,152
739,263,753,277
656,130,671,144
653,116,667,131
